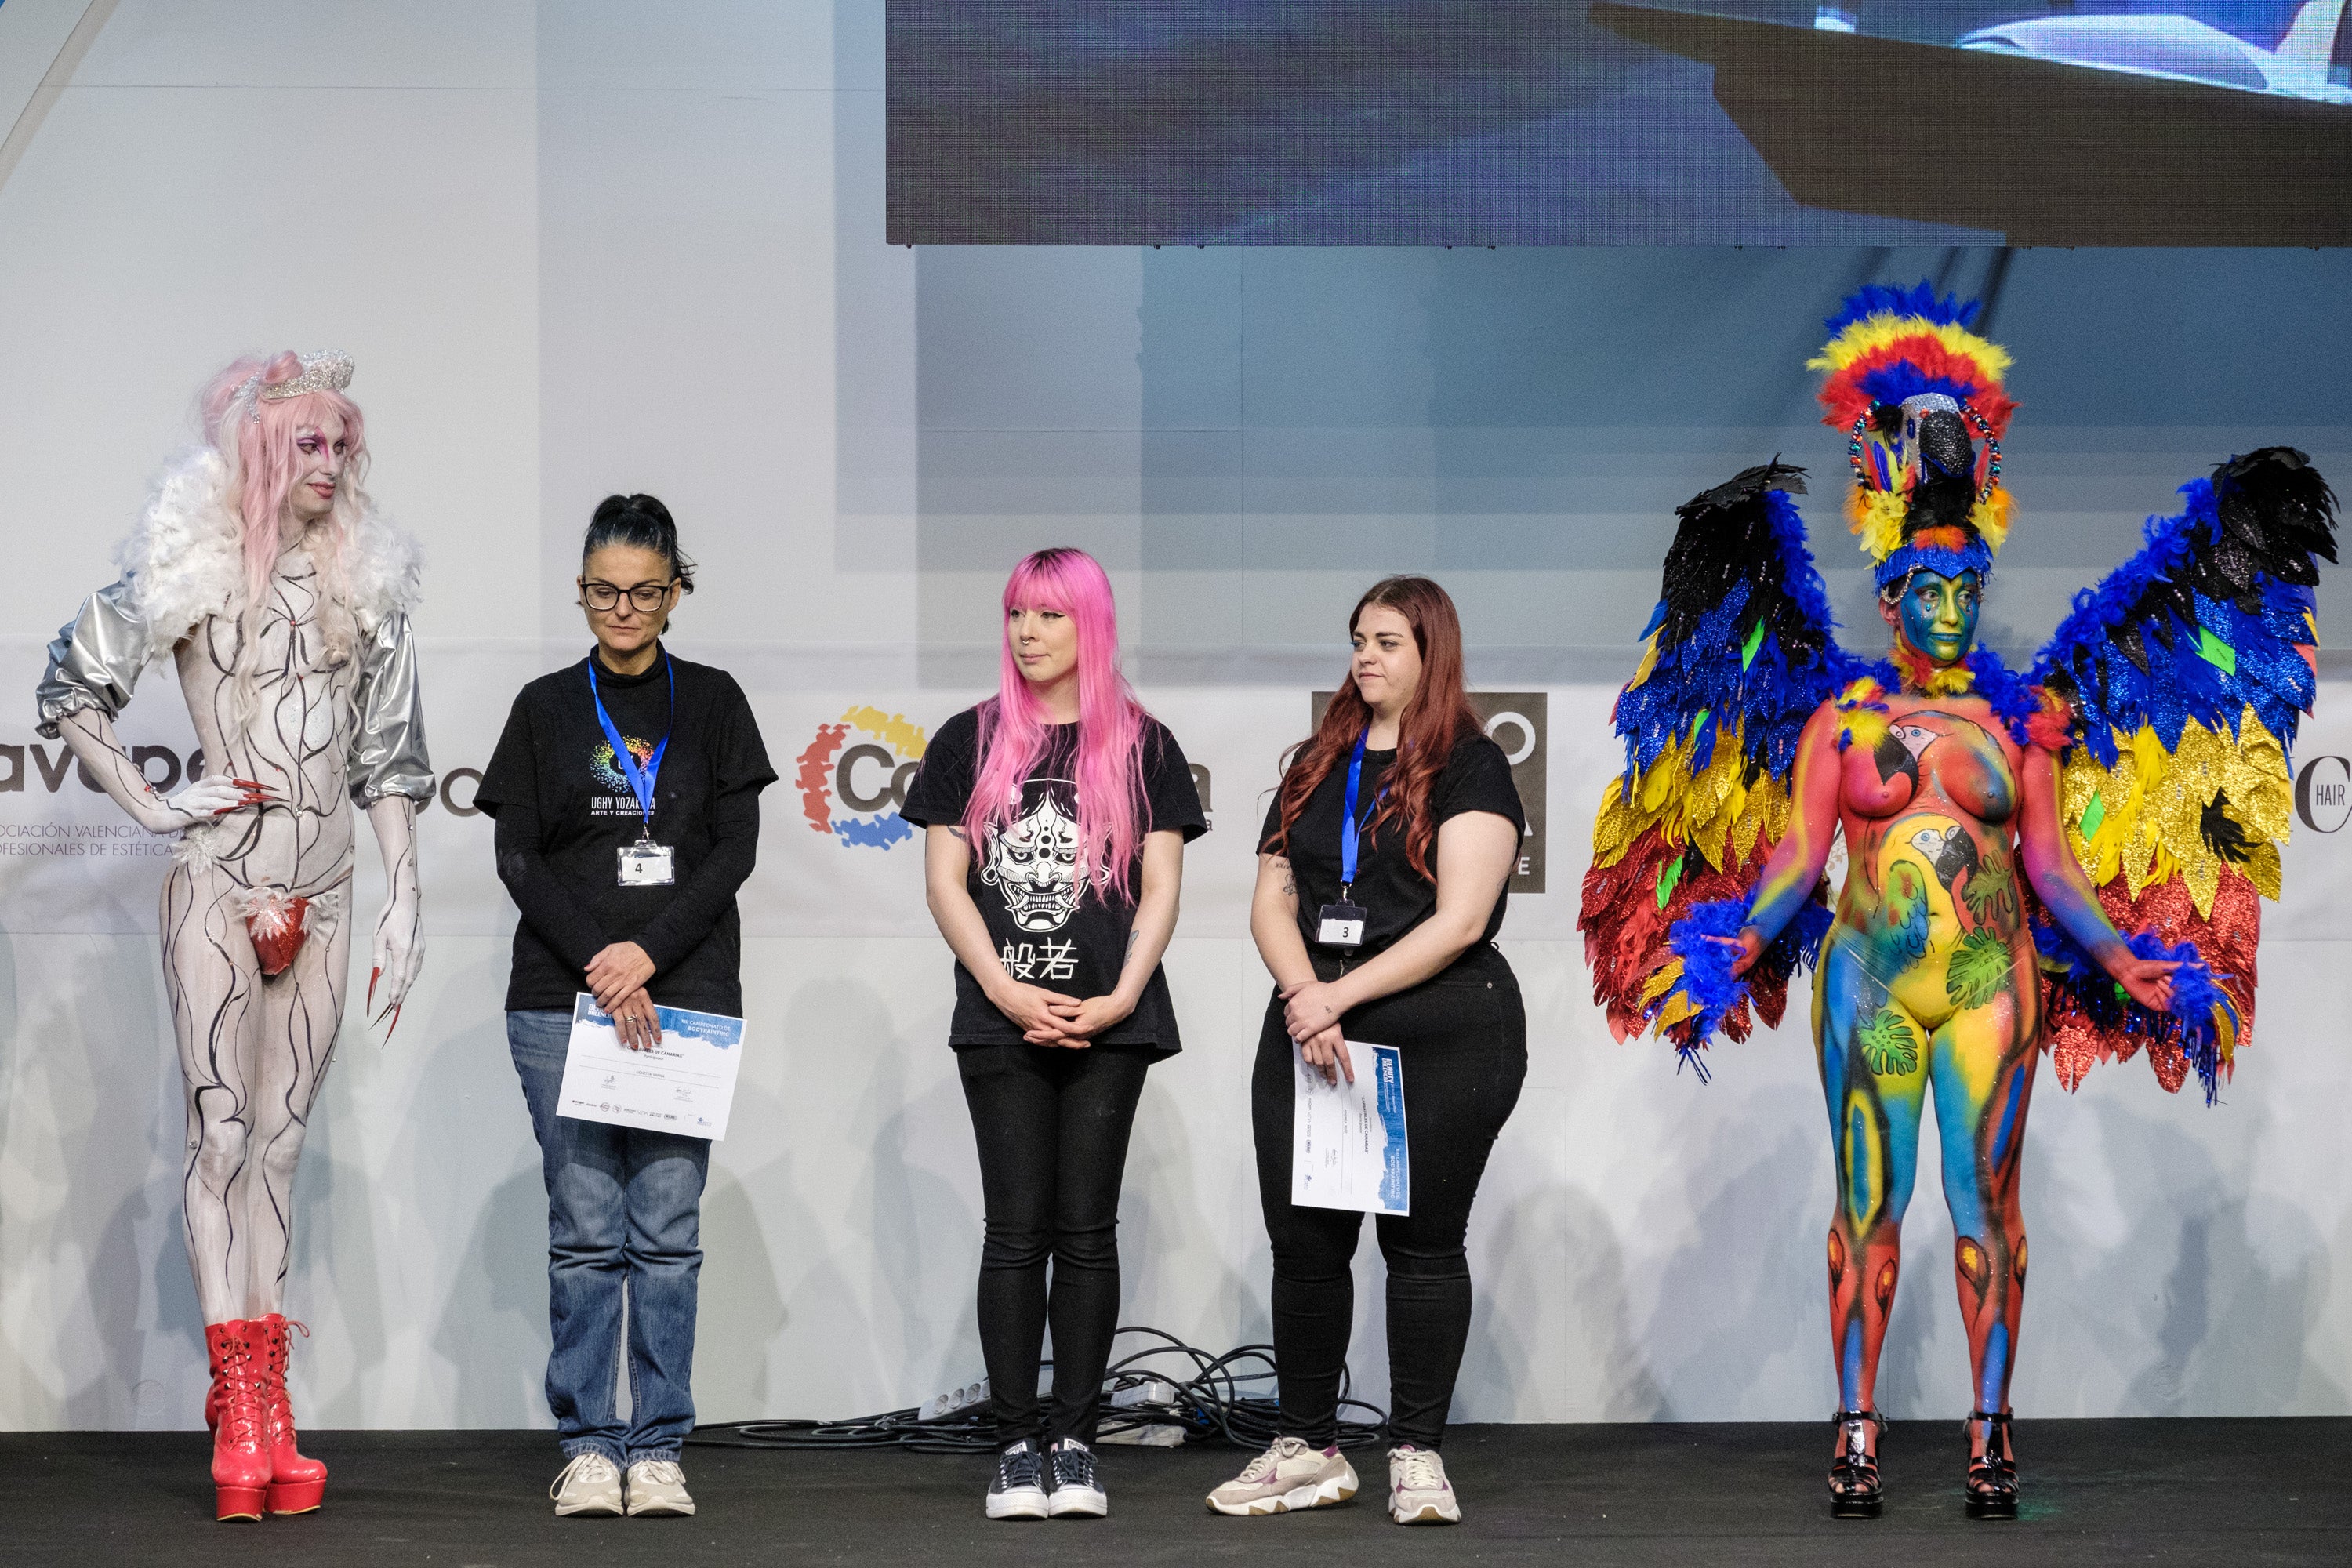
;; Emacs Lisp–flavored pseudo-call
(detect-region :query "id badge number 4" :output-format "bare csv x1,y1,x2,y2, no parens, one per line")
1317,900,1366,949
619,840,675,887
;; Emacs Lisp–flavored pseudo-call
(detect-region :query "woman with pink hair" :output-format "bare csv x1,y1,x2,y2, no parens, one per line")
902,547,1206,1522
38,350,430,1521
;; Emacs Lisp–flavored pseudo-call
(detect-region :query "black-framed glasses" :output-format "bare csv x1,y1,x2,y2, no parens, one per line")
582,579,675,613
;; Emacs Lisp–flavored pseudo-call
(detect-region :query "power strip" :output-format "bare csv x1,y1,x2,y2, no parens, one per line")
918,1378,989,1421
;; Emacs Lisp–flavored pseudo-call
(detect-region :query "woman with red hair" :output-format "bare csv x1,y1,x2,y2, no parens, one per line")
902,546,1206,1522
38,350,430,1520
1207,576,1526,1526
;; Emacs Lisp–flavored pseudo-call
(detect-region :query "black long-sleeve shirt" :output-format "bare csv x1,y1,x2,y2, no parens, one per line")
477,646,775,1014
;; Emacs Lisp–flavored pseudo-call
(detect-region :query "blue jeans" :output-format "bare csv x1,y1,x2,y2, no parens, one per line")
508,1009,710,1465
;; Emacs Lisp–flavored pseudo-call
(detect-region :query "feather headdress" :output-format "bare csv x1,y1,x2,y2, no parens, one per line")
1809,281,2016,588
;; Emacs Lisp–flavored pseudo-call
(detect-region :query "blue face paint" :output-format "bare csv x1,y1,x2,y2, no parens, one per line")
1898,570,1980,666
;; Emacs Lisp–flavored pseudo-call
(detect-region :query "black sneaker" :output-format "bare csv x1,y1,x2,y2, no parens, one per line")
985,1439,1049,1520
1046,1437,1107,1518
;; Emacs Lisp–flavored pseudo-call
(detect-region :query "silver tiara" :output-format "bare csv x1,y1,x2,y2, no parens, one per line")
257,350,354,401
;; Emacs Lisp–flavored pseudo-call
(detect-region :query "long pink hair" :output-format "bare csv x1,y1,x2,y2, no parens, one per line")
961,548,1152,902
198,352,368,626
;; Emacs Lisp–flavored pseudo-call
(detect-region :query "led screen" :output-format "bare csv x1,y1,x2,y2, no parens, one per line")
888,1,2352,245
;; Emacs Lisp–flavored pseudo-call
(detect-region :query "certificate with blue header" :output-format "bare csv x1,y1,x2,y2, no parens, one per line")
558,993,745,1142
1291,1040,1409,1216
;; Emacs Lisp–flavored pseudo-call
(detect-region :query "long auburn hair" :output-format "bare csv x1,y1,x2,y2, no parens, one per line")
1266,575,1479,883
961,548,1153,903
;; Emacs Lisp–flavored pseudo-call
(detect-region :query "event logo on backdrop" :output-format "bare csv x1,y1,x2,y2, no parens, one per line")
796,706,930,849
788,706,1218,854
2297,754,2350,833
1309,692,1547,893
1,737,485,836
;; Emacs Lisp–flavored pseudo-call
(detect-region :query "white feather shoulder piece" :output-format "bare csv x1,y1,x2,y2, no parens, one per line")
114,447,423,661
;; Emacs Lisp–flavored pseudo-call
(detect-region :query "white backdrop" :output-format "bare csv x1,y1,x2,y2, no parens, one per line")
2,0,2348,1432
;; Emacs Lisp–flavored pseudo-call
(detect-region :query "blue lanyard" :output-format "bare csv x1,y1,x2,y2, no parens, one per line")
1340,732,1369,895
586,652,673,837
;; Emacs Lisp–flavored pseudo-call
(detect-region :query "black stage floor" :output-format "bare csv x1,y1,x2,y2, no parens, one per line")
7,1421,2347,1566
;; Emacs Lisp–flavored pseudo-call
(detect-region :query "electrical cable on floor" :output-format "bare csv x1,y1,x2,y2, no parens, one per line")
688,1324,1389,1453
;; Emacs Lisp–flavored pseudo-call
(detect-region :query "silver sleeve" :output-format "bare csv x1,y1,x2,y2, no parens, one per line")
349,610,434,805
35,576,148,739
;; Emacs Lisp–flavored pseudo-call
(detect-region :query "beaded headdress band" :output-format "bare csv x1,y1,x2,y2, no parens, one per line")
1806,284,2016,589
244,350,354,419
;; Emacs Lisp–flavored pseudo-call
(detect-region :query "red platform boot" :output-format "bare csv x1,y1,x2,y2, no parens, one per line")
205,1321,270,1521
204,1327,227,1432
256,1315,328,1515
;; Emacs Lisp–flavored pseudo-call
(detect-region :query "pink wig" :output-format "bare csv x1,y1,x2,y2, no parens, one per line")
198,352,369,618
962,547,1152,903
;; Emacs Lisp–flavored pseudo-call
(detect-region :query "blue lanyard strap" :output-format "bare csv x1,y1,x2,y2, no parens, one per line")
586,652,674,836
1339,731,1369,893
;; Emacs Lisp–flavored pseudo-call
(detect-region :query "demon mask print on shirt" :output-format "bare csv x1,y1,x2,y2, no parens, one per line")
978,777,1109,934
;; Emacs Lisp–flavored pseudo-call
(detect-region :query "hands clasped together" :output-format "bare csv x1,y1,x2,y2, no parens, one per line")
586,941,662,1050
1280,977,1352,1087
985,977,1140,1048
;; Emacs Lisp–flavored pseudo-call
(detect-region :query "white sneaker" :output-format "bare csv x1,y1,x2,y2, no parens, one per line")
1045,1437,1107,1518
625,1458,695,1517
1387,1444,1461,1525
986,1439,1050,1520
1205,1436,1359,1516
549,1452,624,1517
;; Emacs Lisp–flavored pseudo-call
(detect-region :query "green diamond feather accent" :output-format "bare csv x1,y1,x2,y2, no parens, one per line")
1741,620,1766,670
2196,627,2238,676
1656,854,1684,909
2078,791,2107,841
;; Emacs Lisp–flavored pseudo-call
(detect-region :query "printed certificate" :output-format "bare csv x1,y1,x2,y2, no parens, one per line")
557,993,745,1142
1291,1040,1409,1216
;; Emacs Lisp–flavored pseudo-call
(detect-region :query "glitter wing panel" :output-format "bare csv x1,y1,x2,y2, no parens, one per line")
1580,461,1855,1062
2029,448,2339,1098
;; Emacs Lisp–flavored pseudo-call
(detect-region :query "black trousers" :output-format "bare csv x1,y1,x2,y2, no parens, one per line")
957,1040,1155,1447
1250,949,1527,1450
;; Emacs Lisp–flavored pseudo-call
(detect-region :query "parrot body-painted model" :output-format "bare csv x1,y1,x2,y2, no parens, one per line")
1579,282,2336,1520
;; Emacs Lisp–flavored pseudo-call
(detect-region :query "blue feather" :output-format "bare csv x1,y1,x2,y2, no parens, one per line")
1666,898,1753,1061
2031,476,2318,768
1823,281,1980,335
1876,534,1994,590
2031,923,2241,1106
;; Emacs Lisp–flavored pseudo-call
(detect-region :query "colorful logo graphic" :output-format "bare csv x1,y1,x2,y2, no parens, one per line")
797,706,928,848
591,735,657,793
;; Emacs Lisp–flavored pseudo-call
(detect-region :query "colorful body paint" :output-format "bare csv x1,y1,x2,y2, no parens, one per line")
1740,605,2140,1432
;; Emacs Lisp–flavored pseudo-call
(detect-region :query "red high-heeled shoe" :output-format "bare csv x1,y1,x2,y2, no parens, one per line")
256,1315,328,1515
203,1327,227,1432
204,1321,270,1521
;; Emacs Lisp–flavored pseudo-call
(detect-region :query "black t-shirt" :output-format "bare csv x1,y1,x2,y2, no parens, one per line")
901,710,1207,1052
477,647,777,1014
1259,729,1526,964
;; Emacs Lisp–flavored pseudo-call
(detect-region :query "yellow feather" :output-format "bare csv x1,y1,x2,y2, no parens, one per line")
1628,632,1661,690
1969,487,2013,554
1807,316,2013,385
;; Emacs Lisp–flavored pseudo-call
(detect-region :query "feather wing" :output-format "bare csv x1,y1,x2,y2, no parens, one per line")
1580,461,1853,1068
2029,447,2338,1101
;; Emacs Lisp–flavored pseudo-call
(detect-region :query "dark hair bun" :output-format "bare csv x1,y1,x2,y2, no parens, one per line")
594,492,674,532
583,492,695,593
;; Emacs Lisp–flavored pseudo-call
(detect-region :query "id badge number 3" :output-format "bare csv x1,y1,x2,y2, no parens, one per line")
1317,899,1366,949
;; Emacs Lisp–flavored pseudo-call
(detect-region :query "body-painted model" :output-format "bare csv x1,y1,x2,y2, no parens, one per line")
1580,285,2336,1520
37,351,430,1521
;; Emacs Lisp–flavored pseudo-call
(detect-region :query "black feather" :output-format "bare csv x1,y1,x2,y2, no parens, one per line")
2200,791,2256,864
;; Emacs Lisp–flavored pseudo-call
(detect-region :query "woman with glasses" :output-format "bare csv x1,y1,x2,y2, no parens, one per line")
475,494,775,1519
